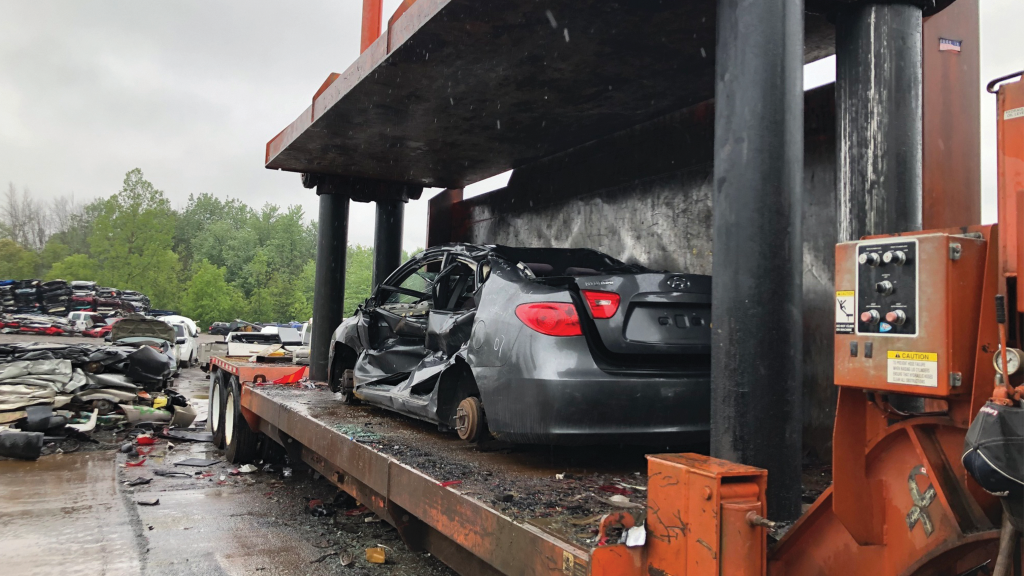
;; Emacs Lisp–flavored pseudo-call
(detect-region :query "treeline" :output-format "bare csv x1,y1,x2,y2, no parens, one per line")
0,169,405,328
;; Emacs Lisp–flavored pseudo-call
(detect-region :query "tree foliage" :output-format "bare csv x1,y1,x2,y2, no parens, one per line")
1,169,418,327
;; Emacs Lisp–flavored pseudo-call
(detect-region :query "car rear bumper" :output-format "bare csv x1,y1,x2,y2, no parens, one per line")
473,367,710,445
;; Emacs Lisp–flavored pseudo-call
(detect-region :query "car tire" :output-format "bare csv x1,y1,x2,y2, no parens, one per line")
455,396,487,443
210,371,227,449
224,377,259,464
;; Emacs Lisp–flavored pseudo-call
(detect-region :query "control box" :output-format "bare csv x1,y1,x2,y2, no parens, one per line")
834,232,987,397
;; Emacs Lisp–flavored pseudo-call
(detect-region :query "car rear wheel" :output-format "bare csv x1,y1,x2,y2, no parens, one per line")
337,369,359,405
210,371,227,449
455,396,487,443
224,377,259,464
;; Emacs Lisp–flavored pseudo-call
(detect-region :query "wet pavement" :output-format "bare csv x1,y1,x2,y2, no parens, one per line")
0,333,456,576
0,452,142,576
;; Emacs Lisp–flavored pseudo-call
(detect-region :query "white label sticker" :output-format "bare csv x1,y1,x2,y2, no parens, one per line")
836,290,855,334
1005,107,1024,121
887,351,938,387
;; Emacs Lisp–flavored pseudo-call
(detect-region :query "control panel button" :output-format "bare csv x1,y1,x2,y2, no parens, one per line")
860,310,881,324
858,252,882,267
884,310,907,326
875,280,894,295
882,250,907,265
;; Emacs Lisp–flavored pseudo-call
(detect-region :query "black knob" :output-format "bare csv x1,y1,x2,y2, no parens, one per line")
875,281,894,295
859,252,881,267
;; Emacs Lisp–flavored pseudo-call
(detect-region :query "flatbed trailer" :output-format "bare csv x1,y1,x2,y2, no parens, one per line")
207,354,772,576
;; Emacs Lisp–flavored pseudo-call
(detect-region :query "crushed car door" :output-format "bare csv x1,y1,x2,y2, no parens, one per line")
356,259,440,385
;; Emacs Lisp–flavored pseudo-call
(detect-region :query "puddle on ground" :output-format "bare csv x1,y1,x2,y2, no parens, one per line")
0,452,141,576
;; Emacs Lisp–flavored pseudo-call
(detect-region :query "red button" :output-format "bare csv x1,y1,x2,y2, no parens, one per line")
860,311,876,323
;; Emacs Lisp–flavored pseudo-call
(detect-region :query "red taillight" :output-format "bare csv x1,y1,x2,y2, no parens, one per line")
515,302,582,337
581,290,620,319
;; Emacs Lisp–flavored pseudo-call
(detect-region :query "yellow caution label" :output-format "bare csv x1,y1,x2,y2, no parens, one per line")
888,351,939,387
836,290,855,297
887,351,938,362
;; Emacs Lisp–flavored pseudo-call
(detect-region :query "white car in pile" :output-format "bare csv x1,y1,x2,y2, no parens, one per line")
161,315,199,368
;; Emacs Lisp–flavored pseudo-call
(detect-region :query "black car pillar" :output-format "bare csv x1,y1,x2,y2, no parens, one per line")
306,174,350,383
836,2,924,240
372,200,405,290
710,0,804,520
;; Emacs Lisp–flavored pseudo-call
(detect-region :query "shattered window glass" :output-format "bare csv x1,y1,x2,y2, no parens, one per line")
386,266,437,304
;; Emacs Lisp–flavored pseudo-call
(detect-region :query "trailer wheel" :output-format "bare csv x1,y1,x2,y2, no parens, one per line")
224,376,259,464
455,396,487,443
210,370,227,449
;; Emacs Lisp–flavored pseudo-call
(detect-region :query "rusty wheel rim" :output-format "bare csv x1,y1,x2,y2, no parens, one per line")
455,397,480,442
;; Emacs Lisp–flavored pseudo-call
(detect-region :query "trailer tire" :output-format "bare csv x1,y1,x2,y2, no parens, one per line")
224,377,259,464
210,370,227,449
455,396,487,443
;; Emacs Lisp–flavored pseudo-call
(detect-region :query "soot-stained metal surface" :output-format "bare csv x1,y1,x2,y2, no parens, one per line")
265,0,845,187
327,243,713,445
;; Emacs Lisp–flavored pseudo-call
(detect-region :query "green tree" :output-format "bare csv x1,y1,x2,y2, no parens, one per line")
0,239,40,279
180,261,245,328
89,169,182,308
46,253,98,281
344,245,375,316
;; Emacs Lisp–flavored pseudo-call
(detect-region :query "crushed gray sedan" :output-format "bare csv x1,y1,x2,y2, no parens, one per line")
329,244,711,445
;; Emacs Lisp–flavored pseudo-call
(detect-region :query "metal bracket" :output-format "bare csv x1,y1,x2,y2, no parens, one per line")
949,243,962,260
949,372,962,388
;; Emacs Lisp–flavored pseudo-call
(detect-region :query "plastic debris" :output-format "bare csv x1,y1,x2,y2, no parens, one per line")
136,498,160,506
67,409,98,433
439,480,462,488
125,458,147,467
239,464,257,473
173,457,220,467
340,554,354,567
121,405,172,424
281,467,293,478
153,469,192,478
136,434,157,445
624,524,646,547
603,495,644,509
599,485,633,496
126,477,151,487
169,405,197,428
365,548,387,564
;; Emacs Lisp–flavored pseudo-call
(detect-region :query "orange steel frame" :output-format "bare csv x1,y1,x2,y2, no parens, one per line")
768,75,1024,575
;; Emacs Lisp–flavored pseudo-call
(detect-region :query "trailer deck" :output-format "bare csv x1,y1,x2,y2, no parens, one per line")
243,384,652,548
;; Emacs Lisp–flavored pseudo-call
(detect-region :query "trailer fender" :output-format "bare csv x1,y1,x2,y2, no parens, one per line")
238,383,262,433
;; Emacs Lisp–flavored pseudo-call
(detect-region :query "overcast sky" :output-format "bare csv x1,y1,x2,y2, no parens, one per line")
1,1,1020,253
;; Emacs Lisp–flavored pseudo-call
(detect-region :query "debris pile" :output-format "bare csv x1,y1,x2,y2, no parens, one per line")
0,342,196,460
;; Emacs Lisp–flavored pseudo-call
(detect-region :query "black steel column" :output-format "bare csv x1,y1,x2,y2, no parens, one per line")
372,200,405,289
836,3,924,241
711,0,804,520
309,183,350,382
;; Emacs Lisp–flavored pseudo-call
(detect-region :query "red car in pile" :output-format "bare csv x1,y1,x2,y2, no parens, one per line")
83,318,119,338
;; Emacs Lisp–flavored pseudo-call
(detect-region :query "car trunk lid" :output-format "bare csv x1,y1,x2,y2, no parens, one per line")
573,272,712,357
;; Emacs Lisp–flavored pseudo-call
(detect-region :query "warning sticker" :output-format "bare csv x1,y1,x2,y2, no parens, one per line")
1005,107,1024,121
836,290,855,334
887,351,939,387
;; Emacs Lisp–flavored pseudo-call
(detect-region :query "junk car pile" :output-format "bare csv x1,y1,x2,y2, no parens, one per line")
0,319,196,460
1,278,152,316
